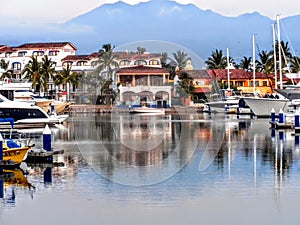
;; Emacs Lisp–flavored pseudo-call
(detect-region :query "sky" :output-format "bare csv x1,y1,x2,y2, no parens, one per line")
1,0,300,25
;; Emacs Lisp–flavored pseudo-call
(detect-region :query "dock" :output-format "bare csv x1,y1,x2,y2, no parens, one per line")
26,149,64,162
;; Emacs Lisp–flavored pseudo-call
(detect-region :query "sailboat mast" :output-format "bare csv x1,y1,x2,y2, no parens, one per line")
227,48,230,90
272,24,278,89
277,15,283,89
252,35,256,93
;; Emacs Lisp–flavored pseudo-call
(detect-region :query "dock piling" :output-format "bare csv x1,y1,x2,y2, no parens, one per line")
279,108,284,123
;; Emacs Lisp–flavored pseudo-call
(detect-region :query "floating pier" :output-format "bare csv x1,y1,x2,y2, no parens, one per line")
269,108,300,133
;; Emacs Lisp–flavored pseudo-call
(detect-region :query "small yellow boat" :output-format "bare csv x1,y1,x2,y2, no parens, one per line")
2,140,31,164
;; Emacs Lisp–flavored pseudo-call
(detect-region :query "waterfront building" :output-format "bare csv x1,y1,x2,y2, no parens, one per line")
208,69,277,94
0,42,77,79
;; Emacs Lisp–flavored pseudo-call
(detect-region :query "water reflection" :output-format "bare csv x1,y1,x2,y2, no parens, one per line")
0,168,34,208
2,114,300,209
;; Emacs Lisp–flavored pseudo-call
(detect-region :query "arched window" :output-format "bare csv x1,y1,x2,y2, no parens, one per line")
32,51,44,56
76,61,87,66
12,62,22,70
134,60,147,66
62,61,73,67
49,50,59,56
119,60,131,66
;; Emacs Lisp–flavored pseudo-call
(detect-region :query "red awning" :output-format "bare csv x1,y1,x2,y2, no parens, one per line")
194,87,211,93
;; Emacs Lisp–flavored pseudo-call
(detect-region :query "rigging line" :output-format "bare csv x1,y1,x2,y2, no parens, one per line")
280,20,300,69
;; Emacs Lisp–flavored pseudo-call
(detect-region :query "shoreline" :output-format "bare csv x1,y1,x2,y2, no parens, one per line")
68,104,201,114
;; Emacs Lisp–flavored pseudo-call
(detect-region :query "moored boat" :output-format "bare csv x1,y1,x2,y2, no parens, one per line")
0,94,68,127
241,96,290,117
130,106,165,114
2,138,32,164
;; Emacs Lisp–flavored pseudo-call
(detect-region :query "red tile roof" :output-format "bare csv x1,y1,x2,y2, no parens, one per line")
62,55,91,61
17,42,77,50
116,65,169,74
186,70,212,79
208,69,274,80
0,46,14,53
114,52,161,60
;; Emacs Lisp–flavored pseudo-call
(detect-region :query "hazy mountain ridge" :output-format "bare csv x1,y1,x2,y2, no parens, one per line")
1,0,300,62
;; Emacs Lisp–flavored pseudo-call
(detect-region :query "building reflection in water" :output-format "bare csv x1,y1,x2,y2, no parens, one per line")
68,113,199,186
3,113,300,205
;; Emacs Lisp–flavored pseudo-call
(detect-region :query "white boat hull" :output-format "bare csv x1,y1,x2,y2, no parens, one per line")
130,107,165,114
242,97,290,117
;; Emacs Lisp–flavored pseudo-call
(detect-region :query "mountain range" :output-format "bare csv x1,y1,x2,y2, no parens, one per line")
1,0,300,69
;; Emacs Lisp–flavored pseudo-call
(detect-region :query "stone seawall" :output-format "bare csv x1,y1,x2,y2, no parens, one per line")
68,105,199,114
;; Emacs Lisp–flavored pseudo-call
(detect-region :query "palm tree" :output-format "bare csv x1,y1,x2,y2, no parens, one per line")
94,44,119,105
160,52,177,79
40,55,56,94
54,64,81,101
256,50,273,74
0,59,13,79
205,49,227,69
22,56,44,95
273,40,292,71
239,57,252,70
171,50,188,71
176,71,195,97
94,44,119,80
289,56,300,73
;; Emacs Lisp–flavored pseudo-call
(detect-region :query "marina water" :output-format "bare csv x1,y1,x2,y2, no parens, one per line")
0,112,300,225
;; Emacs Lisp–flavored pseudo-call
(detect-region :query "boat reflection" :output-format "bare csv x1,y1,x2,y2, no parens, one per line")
2,114,300,202
0,167,34,208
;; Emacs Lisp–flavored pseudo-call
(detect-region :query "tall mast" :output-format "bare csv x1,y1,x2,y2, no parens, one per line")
227,48,230,90
252,35,256,93
272,24,278,89
277,15,283,89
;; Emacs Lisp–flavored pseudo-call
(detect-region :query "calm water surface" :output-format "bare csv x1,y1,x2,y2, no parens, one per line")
0,112,300,225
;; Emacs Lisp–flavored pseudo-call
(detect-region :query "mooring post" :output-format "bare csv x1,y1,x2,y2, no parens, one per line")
295,110,300,133
43,125,52,162
295,135,300,148
279,131,284,142
43,125,52,152
271,108,276,123
279,108,284,124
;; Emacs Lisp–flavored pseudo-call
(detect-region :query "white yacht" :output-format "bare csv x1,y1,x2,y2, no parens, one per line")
0,94,67,127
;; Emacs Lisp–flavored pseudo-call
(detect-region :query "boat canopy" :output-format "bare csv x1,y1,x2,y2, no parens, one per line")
0,118,14,128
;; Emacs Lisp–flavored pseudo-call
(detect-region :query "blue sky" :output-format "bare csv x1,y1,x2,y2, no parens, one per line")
0,0,300,25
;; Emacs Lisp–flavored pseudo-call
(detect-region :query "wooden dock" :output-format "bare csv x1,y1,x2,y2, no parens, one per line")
26,149,64,162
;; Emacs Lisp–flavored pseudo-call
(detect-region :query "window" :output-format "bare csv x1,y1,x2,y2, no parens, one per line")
262,81,268,86
62,61,72,67
250,81,260,87
12,62,21,70
119,60,131,66
18,51,27,57
235,81,244,87
76,61,87,66
5,52,12,57
32,51,44,56
149,60,159,65
91,61,98,67
49,50,59,56
134,60,147,66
